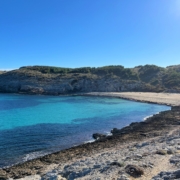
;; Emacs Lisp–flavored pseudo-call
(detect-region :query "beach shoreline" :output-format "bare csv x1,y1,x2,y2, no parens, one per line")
81,92,180,106
0,92,180,180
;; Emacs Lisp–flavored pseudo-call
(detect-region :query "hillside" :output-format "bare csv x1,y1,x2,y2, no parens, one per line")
0,64,180,95
0,71,5,75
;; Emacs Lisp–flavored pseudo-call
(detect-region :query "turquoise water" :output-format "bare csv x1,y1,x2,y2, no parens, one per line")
0,93,170,167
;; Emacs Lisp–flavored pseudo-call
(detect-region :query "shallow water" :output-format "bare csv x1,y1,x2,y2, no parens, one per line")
0,93,170,168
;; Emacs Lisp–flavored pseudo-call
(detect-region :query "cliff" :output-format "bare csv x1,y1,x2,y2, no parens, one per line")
0,64,179,95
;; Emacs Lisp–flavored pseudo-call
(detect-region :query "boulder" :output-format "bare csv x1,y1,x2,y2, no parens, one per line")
125,164,144,177
110,161,124,167
92,133,106,140
111,128,120,135
156,150,167,155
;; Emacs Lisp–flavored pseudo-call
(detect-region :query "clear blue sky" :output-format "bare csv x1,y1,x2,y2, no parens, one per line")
0,0,180,70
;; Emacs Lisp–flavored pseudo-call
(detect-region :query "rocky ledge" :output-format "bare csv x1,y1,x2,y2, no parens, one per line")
0,106,180,179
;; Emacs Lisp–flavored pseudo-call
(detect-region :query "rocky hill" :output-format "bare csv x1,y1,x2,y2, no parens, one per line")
0,64,179,95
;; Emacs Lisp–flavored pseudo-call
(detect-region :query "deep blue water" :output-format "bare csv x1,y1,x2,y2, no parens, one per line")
0,93,170,168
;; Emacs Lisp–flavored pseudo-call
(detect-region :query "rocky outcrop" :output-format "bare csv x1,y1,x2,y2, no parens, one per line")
92,133,106,140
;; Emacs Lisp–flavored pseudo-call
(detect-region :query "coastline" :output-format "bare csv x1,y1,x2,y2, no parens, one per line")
81,92,180,106
0,92,180,180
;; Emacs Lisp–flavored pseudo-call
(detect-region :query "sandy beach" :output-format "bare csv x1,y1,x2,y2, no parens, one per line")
1,92,180,180
83,92,180,106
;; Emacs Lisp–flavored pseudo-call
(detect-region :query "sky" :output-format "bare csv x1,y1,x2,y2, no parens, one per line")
0,0,180,70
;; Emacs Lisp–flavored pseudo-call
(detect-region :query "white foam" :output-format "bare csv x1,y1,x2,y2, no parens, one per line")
104,131,112,136
23,151,48,162
143,115,153,121
143,112,160,121
84,139,95,144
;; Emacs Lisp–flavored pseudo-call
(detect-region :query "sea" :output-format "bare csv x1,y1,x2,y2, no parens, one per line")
0,93,170,168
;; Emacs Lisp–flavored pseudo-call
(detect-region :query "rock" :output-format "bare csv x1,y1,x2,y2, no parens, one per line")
167,149,175,154
135,154,142,159
110,161,124,167
99,166,110,173
142,152,151,156
140,133,147,137
92,133,106,140
56,175,67,180
129,122,139,127
125,156,131,161
0,169,7,180
129,147,136,151
111,128,120,135
16,175,41,180
149,164,154,168
42,174,66,180
0,176,7,180
136,142,149,148
93,164,101,169
174,170,180,178
152,169,180,180
117,174,130,180
170,155,180,165
125,165,144,177
156,150,167,155
61,167,91,179
141,142,150,147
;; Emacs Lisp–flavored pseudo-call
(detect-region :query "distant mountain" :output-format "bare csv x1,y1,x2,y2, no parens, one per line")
0,64,179,94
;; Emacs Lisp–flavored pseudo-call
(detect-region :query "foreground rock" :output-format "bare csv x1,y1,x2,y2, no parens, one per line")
152,169,180,180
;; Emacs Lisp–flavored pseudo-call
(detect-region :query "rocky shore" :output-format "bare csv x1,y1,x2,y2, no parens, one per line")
0,100,180,179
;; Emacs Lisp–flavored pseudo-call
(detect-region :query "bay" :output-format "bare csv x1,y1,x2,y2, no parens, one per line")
0,93,170,168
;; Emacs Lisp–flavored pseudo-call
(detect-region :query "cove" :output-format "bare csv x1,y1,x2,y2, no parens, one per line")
0,93,170,168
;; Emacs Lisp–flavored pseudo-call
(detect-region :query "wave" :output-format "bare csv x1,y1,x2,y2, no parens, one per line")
143,112,160,121
22,151,49,162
